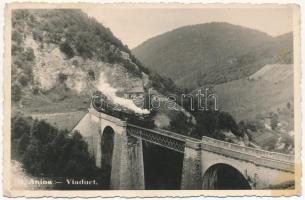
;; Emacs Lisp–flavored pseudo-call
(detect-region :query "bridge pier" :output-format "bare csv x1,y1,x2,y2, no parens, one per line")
110,123,145,190
126,136,145,189
180,140,202,189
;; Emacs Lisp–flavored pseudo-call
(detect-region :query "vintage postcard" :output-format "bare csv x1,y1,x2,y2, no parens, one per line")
3,2,301,197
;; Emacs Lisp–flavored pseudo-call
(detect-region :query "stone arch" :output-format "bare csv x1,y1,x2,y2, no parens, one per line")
100,126,115,185
202,163,251,190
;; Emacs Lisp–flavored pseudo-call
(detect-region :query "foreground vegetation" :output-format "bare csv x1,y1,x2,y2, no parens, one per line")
11,113,108,189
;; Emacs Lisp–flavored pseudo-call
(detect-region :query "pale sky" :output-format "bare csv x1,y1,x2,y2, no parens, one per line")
83,5,293,48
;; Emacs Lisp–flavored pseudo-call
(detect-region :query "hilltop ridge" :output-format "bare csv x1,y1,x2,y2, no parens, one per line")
133,22,293,89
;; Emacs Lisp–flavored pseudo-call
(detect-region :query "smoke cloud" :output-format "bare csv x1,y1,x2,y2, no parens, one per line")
153,113,170,128
97,72,150,114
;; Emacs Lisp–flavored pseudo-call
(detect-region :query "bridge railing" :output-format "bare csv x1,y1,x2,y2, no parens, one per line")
201,136,294,163
127,124,186,153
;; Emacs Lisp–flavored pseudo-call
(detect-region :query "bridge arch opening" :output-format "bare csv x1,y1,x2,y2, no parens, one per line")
202,163,251,190
100,126,115,186
142,141,184,189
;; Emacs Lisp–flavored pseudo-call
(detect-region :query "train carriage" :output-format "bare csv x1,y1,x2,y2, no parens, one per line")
91,91,155,129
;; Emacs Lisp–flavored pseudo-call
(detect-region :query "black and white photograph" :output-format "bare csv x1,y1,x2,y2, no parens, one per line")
3,2,301,197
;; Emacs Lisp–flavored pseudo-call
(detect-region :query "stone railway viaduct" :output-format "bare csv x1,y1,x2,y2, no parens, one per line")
73,107,295,190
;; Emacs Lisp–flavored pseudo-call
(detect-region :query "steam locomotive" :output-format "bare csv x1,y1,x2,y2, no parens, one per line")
91,91,155,129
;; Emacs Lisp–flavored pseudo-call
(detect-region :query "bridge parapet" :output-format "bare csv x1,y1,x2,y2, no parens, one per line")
201,136,294,172
201,136,294,163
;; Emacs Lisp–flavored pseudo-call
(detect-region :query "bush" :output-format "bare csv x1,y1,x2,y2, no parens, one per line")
123,60,141,76
59,41,74,58
286,102,292,110
12,30,23,44
75,31,94,58
88,70,95,80
169,112,191,135
24,47,35,61
187,108,242,140
12,84,22,102
72,59,79,67
11,44,24,55
32,28,43,42
32,87,39,95
218,112,241,136
19,74,30,86
270,112,279,130
11,116,31,139
58,72,68,83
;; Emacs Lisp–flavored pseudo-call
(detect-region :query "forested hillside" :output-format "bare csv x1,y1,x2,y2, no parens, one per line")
11,9,177,114
133,22,293,89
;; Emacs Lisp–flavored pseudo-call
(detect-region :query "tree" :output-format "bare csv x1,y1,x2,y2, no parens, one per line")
88,70,95,80
30,120,56,144
11,116,31,139
169,112,191,135
75,31,94,58
12,30,23,44
24,47,35,61
17,133,30,158
12,84,22,102
270,112,279,130
32,28,43,42
22,138,43,176
191,110,218,139
59,41,74,58
218,112,240,136
19,74,30,86
58,73,68,84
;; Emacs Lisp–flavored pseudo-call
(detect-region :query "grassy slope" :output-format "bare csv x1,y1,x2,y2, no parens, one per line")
212,64,293,122
30,111,87,132
202,64,294,153
12,89,89,132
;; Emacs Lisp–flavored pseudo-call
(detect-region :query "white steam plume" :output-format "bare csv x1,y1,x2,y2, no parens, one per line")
153,113,170,128
97,73,150,114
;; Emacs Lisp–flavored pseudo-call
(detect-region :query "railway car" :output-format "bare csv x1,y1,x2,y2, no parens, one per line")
91,91,155,129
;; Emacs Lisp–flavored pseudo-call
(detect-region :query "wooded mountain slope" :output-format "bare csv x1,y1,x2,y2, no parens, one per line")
11,9,177,114
133,22,293,89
